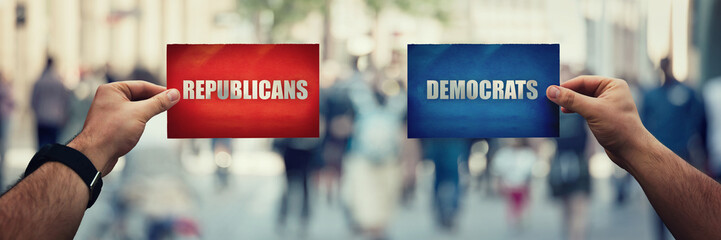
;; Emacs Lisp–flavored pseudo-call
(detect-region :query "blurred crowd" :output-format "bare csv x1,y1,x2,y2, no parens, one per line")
1,0,721,240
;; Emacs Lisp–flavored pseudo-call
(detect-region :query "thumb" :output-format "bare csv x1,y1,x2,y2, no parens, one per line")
138,88,180,120
546,85,595,116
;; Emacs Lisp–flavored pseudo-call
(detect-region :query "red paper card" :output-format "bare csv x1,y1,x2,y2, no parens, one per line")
167,44,319,138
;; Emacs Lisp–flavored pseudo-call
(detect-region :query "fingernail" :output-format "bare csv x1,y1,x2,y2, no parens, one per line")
548,86,560,99
167,89,180,102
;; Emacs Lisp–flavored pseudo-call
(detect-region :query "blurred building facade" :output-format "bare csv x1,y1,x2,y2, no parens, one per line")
1,0,716,113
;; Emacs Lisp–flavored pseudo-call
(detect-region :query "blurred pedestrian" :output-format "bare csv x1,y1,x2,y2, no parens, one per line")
318,71,355,204
641,58,708,240
492,138,536,229
274,137,322,235
341,70,406,239
548,112,591,240
422,138,469,230
121,108,196,239
0,73,15,190
31,57,70,149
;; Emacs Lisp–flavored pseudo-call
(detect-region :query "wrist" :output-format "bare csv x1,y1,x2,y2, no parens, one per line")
67,134,107,175
616,129,660,175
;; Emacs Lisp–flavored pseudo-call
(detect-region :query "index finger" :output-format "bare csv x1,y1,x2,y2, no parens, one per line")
560,75,615,98
111,80,167,101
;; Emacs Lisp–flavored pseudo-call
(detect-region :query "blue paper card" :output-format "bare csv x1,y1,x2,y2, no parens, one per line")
407,44,559,138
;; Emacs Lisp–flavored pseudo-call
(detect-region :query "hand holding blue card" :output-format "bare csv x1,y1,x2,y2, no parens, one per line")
407,44,560,138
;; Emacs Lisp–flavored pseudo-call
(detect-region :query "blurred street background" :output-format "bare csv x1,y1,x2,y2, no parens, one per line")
1,0,721,239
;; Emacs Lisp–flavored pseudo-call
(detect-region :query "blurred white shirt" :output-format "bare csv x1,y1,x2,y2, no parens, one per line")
492,146,537,187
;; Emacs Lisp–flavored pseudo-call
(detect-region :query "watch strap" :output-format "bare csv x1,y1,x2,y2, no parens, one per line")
24,144,103,209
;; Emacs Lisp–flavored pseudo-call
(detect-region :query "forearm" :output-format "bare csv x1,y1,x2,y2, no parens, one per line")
0,81,174,239
0,162,88,239
621,132,721,239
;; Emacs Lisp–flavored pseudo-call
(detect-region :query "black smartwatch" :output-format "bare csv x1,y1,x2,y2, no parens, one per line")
24,144,103,209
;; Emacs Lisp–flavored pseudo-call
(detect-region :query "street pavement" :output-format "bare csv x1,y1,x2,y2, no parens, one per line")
66,166,656,239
